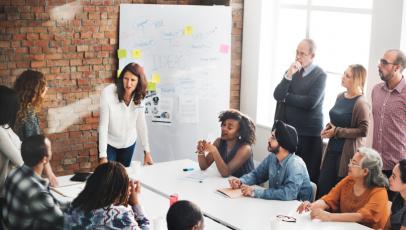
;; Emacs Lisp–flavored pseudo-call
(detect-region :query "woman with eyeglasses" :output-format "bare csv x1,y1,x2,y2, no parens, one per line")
297,147,389,229
13,69,58,187
98,63,154,167
318,64,370,198
196,109,256,177
387,159,406,230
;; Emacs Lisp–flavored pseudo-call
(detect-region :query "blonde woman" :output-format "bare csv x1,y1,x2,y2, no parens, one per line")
318,64,370,197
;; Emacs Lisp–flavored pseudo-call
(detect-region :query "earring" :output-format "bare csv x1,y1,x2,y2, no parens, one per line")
238,135,242,140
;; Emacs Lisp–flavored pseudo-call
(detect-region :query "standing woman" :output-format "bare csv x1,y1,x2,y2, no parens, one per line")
99,63,153,166
388,159,406,230
0,86,23,191
317,64,370,197
196,109,255,177
13,70,58,187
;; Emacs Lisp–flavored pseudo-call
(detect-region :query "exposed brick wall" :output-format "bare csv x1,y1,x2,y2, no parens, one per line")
0,0,243,175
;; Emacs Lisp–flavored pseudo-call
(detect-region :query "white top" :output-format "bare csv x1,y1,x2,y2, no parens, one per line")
98,84,150,158
0,125,23,190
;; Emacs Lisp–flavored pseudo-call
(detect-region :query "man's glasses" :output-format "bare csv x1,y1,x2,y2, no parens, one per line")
276,215,296,223
379,59,397,66
296,51,310,57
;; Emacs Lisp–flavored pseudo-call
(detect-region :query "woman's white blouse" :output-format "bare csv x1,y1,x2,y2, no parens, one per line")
98,84,150,158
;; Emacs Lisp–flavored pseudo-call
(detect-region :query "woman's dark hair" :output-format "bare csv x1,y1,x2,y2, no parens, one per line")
14,69,46,130
21,135,48,167
398,159,406,183
72,162,129,212
0,85,20,128
116,63,147,105
167,200,203,230
218,109,256,145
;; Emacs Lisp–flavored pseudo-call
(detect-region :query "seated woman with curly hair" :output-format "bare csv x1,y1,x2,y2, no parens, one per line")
196,109,256,177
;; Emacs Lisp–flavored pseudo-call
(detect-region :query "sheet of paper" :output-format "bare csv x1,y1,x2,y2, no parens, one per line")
181,170,208,183
132,49,142,59
183,25,193,35
179,96,198,123
117,49,127,59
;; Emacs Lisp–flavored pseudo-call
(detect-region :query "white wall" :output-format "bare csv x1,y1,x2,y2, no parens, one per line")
241,0,406,162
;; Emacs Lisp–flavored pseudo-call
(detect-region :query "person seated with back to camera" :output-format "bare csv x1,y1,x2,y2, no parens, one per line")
167,200,204,230
196,109,256,177
297,147,389,230
229,120,312,201
64,161,150,230
1,135,68,230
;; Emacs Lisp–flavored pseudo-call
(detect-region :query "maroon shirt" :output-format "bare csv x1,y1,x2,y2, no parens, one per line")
372,77,406,170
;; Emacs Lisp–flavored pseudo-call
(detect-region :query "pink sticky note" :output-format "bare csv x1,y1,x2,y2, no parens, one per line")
219,44,229,54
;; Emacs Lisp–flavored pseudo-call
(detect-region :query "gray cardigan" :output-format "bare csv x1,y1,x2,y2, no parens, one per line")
323,93,371,177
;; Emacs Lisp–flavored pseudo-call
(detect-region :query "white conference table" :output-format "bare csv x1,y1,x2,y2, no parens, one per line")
53,175,229,230
138,159,372,230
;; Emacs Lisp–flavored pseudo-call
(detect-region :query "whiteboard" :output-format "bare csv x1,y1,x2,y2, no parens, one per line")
119,4,231,162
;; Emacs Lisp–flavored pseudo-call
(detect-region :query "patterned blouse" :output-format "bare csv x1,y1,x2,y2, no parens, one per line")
14,109,41,141
64,204,150,230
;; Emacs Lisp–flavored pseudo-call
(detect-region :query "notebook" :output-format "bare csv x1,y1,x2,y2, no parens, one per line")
216,187,243,198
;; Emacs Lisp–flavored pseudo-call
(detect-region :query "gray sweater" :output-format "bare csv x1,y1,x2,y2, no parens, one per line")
273,66,327,136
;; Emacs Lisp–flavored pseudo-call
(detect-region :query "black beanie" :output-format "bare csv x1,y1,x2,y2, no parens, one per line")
273,120,298,153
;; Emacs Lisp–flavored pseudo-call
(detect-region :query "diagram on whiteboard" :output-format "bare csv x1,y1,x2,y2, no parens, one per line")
119,4,231,162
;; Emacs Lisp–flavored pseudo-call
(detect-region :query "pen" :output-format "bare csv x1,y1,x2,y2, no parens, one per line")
183,168,194,172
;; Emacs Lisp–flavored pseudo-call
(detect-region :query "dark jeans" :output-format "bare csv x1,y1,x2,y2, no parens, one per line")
383,169,396,201
107,142,136,167
296,135,323,183
317,149,342,199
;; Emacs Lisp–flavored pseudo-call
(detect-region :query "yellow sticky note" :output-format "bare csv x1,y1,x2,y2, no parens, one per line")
117,69,122,78
183,26,193,36
147,82,156,91
132,49,142,59
151,73,160,83
117,49,127,59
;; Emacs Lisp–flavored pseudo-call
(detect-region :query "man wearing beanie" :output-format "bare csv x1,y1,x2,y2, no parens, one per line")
228,120,312,201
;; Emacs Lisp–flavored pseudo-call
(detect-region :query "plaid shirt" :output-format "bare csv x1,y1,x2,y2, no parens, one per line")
372,78,406,170
1,165,69,230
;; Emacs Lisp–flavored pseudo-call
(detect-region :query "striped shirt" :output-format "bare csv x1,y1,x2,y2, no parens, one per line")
372,77,406,170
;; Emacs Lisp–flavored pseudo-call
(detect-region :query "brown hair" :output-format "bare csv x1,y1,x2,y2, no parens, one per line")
116,63,147,105
14,70,46,128
348,64,366,96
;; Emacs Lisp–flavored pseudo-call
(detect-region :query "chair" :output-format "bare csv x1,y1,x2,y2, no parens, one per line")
310,182,317,202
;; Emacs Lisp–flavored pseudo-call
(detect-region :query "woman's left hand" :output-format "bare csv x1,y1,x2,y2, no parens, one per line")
321,123,336,139
310,208,331,221
143,152,154,165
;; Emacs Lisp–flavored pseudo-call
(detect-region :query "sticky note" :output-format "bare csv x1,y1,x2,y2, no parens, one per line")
117,49,127,59
117,69,122,78
147,82,156,91
151,73,161,83
219,44,229,54
183,26,193,36
132,49,142,59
